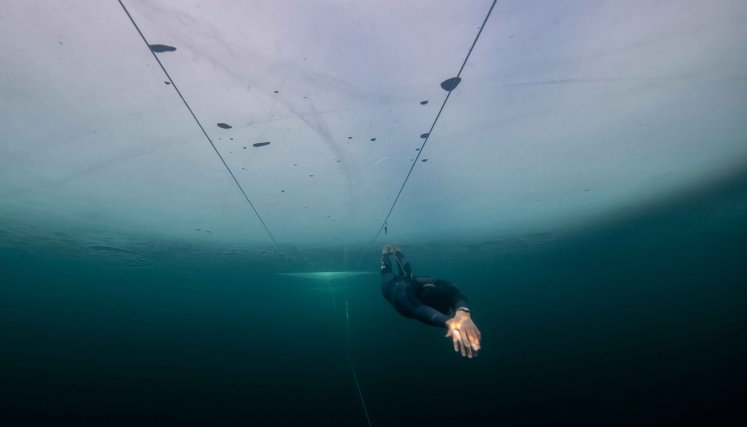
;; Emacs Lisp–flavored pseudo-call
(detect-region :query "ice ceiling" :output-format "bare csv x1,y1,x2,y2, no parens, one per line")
1,0,746,251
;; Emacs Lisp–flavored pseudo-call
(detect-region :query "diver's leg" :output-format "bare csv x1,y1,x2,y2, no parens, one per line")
393,250,412,278
380,251,397,285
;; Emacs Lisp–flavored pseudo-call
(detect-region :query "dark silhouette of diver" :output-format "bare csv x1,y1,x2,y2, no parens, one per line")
380,244,482,358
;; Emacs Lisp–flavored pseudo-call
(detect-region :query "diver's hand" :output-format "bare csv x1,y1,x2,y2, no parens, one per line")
445,311,482,358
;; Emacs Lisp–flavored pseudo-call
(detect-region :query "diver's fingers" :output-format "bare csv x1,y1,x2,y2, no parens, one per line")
466,330,479,351
456,330,464,353
452,331,461,353
467,326,481,350
462,333,473,358
467,323,481,344
458,332,468,358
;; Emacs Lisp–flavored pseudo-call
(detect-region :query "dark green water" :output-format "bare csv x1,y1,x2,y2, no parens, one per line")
2,171,746,426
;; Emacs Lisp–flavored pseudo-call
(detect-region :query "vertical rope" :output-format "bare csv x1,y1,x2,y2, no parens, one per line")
346,296,372,427
326,277,340,318
354,0,499,268
326,277,371,425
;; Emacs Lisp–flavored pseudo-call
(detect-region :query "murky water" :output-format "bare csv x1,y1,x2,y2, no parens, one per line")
2,170,746,426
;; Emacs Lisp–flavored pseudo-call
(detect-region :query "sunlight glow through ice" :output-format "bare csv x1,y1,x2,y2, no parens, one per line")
278,272,374,281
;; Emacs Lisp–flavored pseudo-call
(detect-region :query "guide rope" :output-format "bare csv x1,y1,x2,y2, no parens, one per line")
117,0,280,250
346,297,373,427
326,279,372,426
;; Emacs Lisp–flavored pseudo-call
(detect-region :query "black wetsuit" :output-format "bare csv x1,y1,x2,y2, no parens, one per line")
380,250,469,328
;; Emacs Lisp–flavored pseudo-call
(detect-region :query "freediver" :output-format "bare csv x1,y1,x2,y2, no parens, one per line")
380,244,482,358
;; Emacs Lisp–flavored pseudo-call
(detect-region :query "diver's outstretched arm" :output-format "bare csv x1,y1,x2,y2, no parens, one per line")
428,280,481,358
410,297,481,358
433,280,469,312
410,301,452,328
